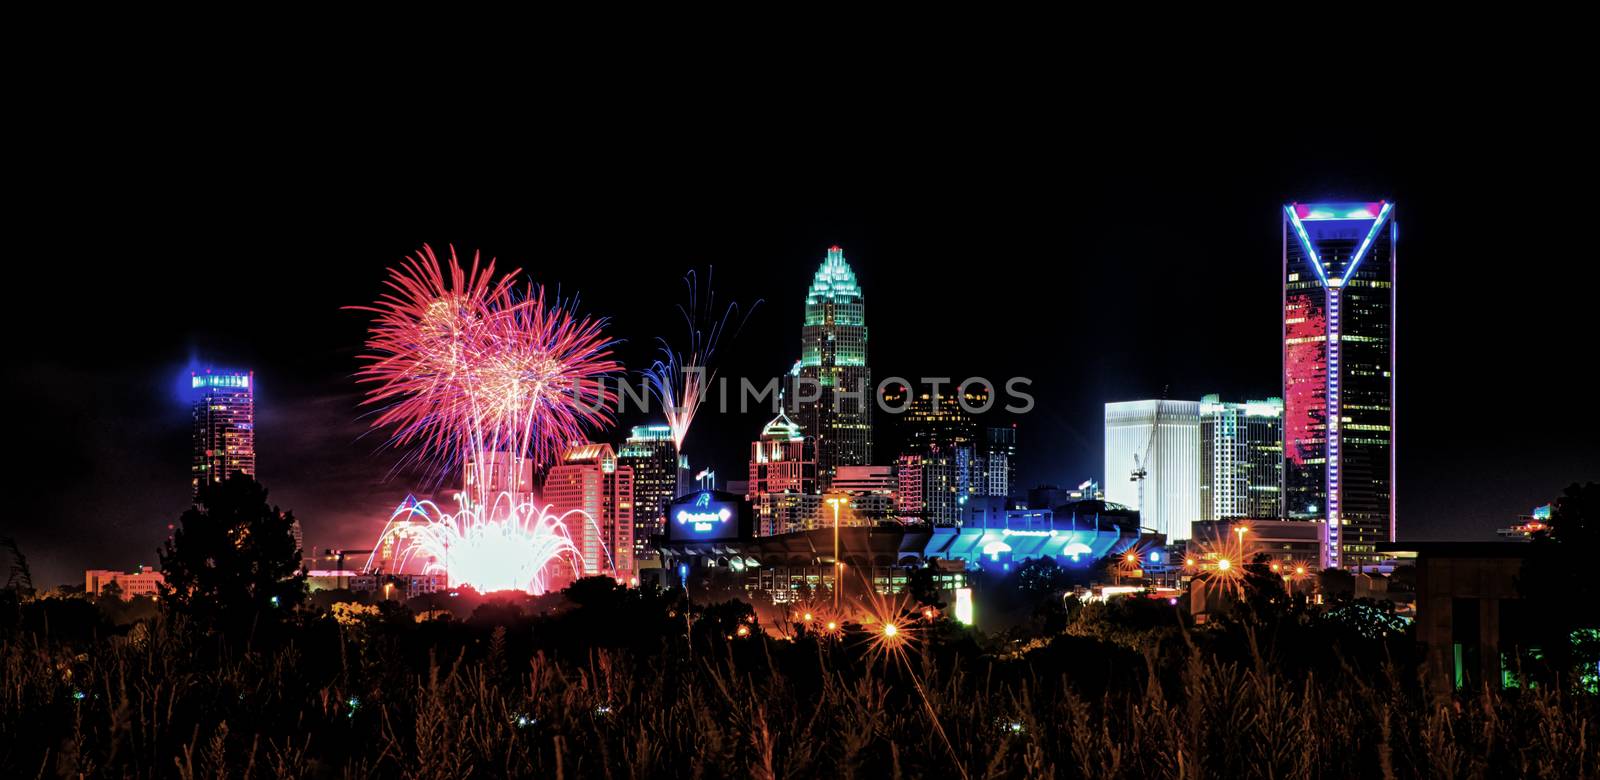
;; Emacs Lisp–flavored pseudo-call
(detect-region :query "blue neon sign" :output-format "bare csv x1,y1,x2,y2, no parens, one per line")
665,490,749,542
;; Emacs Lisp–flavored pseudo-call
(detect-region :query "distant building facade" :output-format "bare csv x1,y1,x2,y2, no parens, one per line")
832,465,898,524
1199,395,1285,521
86,566,164,599
618,424,683,557
544,443,635,581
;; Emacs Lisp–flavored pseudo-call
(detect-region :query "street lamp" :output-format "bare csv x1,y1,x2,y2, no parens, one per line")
826,497,844,611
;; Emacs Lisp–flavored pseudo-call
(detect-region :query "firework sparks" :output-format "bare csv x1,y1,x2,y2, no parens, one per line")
351,245,619,477
367,494,594,594
352,245,622,592
643,268,758,450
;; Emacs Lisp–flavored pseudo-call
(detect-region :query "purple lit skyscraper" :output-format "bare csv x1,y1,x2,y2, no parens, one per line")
1283,202,1396,570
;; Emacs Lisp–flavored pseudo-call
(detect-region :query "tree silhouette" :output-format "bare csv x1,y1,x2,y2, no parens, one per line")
99,579,124,602
1519,481,1600,687
158,474,306,629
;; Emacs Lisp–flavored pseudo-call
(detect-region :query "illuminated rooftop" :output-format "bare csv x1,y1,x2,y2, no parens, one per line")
1285,200,1395,288
760,409,804,441
805,245,862,304
191,369,252,390
1291,201,1386,221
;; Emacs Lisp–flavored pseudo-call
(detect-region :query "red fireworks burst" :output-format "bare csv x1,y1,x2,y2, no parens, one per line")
351,245,619,475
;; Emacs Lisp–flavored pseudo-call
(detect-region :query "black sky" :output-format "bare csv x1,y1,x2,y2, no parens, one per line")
7,90,1596,588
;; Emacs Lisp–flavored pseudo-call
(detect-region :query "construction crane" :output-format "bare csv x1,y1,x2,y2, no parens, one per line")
1129,386,1169,514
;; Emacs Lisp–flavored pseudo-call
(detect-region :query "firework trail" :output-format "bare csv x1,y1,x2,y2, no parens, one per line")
643,268,759,450
351,245,622,593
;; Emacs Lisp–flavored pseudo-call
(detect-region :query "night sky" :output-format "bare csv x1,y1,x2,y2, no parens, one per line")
9,111,1596,589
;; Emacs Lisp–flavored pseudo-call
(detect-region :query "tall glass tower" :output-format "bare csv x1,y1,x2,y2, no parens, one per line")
190,368,255,497
1283,201,1396,570
1199,395,1284,521
617,424,683,560
797,246,872,488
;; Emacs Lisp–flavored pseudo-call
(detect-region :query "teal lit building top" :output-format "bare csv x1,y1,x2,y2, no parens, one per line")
806,245,863,307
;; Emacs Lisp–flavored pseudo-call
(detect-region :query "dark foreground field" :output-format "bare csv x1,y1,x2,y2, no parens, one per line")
3,580,1596,780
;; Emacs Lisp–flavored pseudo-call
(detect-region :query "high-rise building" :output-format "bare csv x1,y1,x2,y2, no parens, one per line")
796,246,872,488
888,382,984,457
748,410,815,496
982,425,1018,499
1283,201,1397,570
617,424,682,558
190,369,255,497
1199,395,1284,521
543,443,634,582
896,450,962,526
748,410,821,535
887,383,996,522
1105,400,1201,541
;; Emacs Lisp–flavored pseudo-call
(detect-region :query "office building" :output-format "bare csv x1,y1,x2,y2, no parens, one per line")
85,566,165,599
748,410,821,536
832,464,898,524
796,246,872,488
617,424,683,557
543,443,635,581
1284,201,1397,569
1105,400,1201,541
190,368,255,497
1199,395,1285,521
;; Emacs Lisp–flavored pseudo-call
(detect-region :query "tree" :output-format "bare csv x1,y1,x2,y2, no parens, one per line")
98,579,124,602
1,536,33,596
907,565,945,608
1519,481,1600,688
1016,557,1070,599
158,474,306,629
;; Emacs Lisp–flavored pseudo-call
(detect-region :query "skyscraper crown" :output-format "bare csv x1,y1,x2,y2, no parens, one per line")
760,408,804,441
805,245,862,304
1284,200,1394,288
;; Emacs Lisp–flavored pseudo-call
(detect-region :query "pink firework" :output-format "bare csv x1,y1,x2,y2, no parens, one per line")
351,245,619,477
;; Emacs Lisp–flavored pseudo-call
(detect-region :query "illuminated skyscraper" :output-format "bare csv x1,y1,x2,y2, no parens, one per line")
1199,395,1284,521
1105,400,1200,541
544,443,634,581
1283,201,1396,570
748,410,815,496
190,368,255,497
797,246,871,488
747,410,821,535
982,425,1019,499
617,424,683,559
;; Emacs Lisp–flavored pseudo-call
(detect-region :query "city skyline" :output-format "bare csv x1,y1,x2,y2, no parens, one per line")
11,166,1595,587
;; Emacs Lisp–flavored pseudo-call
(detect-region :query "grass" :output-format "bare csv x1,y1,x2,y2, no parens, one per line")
2,595,1596,779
